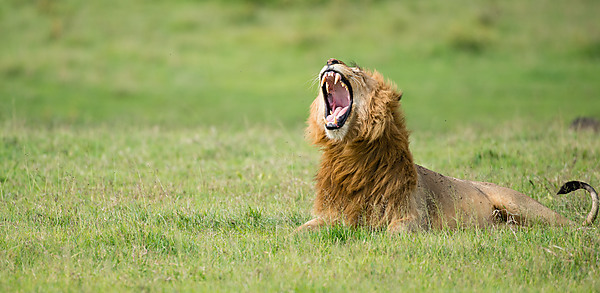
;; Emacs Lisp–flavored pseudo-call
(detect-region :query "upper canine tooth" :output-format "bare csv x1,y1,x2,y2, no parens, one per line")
334,73,341,84
325,82,329,92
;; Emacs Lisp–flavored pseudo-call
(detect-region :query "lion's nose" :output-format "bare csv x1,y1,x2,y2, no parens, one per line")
327,58,344,66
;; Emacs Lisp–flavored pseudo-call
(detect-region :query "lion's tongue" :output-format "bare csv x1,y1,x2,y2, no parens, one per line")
325,106,349,124
324,77,351,126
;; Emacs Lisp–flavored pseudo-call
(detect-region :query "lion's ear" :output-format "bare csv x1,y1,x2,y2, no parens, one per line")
396,91,403,101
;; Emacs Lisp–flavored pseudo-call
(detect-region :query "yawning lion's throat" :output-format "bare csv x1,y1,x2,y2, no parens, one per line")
321,70,353,129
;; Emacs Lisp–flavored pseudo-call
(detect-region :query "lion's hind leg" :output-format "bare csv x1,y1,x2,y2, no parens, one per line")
472,181,572,226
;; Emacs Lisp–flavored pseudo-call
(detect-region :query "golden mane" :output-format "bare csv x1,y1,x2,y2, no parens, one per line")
306,69,417,228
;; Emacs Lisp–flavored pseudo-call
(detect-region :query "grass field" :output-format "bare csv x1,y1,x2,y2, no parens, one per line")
2,0,600,291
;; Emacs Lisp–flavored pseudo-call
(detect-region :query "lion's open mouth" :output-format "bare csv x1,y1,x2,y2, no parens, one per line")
321,70,353,130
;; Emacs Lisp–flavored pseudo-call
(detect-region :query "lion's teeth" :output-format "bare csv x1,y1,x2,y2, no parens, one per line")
341,82,346,89
325,82,329,92
334,73,341,84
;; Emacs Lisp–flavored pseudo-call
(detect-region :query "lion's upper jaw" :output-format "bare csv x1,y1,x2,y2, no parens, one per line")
318,64,355,140
316,64,376,142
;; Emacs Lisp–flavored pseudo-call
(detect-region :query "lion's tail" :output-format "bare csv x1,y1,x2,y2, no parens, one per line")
557,181,599,226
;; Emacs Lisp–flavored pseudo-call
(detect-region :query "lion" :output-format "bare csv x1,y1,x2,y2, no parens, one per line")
296,58,598,233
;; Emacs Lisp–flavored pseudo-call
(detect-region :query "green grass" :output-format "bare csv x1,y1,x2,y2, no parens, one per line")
2,0,600,291
1,123,600,291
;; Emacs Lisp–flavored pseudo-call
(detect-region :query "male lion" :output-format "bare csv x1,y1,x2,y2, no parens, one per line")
297,58,598,233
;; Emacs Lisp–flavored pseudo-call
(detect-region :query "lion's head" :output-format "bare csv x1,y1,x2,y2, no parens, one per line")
308,58,404,143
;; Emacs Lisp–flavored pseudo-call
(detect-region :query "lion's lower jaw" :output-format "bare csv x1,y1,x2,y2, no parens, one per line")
324,125,349,141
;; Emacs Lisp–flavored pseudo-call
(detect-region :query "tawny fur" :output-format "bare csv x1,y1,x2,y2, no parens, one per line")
296,59,598,233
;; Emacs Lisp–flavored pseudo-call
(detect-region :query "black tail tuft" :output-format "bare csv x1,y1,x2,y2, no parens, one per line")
557,181,587,195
